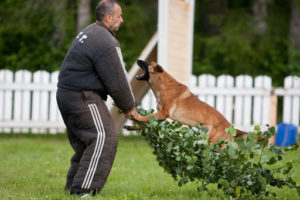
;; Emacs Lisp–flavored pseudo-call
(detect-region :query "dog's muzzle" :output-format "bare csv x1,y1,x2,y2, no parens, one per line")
136,60,150,81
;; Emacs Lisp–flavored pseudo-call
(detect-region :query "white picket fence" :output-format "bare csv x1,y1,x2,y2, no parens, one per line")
141,74,300,132
0,69,299,134
0,70,63,134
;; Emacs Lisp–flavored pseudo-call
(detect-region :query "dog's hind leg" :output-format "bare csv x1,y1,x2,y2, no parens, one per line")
236,129,247,139
235,129,266,141
207,127,232,144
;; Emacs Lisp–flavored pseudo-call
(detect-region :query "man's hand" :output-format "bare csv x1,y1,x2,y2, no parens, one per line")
123,108,142,131
124,108,137,120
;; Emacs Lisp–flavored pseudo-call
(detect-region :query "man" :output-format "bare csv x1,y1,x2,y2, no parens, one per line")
56,0,140,197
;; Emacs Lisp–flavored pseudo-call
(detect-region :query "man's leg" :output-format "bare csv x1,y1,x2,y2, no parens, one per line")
56,90,87,191
65,129,86,191
70,102,118,195
57,90,118,195
61,91,118,195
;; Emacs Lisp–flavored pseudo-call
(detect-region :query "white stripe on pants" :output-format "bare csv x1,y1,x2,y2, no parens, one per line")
82,103,106,189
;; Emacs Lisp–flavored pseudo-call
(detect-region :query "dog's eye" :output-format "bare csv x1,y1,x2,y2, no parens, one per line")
147,61,151,66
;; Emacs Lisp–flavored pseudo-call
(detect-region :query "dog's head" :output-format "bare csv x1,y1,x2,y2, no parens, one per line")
136,60,164,81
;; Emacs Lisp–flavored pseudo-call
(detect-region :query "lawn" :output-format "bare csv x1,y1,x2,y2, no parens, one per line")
0,134,299,200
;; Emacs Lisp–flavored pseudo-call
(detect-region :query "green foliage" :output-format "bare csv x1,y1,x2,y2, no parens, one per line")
0,0,156,72
0,0,299,83
117,1,157,71
0,0,76,72
136,108,300,199
193,0,299,86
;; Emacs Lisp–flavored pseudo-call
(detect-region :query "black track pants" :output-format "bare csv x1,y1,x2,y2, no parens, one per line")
56,89,118,195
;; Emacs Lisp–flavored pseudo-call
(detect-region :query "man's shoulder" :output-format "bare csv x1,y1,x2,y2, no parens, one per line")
85,23,119,46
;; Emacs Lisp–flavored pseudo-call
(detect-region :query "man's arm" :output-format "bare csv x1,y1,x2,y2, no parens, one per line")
94,46,135,113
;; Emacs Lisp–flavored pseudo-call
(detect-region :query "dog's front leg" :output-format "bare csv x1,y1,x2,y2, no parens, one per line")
124,110,168,131
134,110,168,122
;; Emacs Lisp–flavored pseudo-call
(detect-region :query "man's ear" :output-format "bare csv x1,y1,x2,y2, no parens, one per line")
155,65,164,73
104,14,112,23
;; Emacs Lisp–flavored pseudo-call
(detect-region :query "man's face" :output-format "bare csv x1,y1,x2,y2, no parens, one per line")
109,4,123,32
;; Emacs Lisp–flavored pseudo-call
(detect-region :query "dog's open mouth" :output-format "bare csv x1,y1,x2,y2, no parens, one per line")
136,60,150,81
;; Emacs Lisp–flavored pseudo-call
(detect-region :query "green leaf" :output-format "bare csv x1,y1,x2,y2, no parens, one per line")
167,143,173,153
228,142,238,150
225,126,236,136
261,155,270,163
256,149,262,155
287,161,293,168
289,144,299,151
297,187,300,196
193,140,208,147
247,180,253,186
269,126,276,136
159,133,164,139
196,124,202,129
254,125,261,131
235,186,241,198
267,157,278,165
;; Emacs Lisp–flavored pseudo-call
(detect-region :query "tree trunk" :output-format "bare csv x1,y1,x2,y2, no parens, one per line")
77,0,91,33
252,0,267,35
290,0,300,55
51,0,67,47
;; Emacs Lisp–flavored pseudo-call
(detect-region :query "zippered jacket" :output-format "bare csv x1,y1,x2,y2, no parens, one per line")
58,21,135,112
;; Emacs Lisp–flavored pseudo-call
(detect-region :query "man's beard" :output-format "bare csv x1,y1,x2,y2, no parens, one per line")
110,21,120,32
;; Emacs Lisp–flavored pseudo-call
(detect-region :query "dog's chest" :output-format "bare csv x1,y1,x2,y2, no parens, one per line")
153,90,163,110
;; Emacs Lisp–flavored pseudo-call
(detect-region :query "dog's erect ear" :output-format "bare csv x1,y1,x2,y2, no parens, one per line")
154,65,164,73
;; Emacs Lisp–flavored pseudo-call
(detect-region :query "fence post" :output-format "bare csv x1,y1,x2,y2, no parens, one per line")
283,76,300,127
268,89,277,145
234,75,252,127
13,70,31,133
32,70,50,134
199,74,216,107
0,70,13,133
216,75,234,122
253,76,272,127
49,71,59,134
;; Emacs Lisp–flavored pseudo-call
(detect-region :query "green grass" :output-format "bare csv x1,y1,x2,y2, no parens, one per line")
0,134,300,200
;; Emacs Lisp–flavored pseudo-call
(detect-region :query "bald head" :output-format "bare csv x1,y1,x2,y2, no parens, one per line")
95,0,123,32
95,0,119,22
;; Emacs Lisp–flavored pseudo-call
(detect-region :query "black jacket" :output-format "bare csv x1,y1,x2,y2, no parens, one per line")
58,22,135,112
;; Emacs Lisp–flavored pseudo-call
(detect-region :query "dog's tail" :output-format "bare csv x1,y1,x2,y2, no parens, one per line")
235,129,265,141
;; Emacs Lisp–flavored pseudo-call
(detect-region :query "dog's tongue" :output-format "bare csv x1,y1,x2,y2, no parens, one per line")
136,73,147,80
136,73,145,79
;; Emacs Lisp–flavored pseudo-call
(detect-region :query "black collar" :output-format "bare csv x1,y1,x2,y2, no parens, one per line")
96,20,115,36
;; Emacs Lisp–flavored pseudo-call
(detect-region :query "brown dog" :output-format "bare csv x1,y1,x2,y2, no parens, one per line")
129,60,247,143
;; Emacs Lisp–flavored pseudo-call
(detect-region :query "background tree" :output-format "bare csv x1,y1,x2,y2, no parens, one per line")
0,0,156,72
289,0,300,72
77,0,92,33
192,0,294,86
252,0,267,35
0,0,299,86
